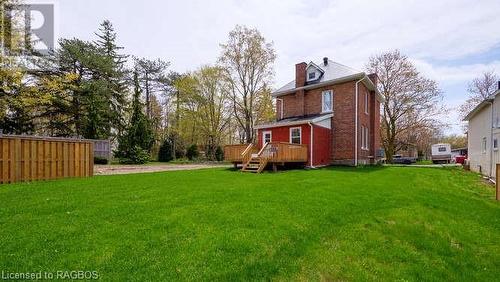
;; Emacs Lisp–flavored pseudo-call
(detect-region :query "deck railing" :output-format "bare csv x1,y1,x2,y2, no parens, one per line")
259,142,308,162
224,144,258,162
224,142,308,163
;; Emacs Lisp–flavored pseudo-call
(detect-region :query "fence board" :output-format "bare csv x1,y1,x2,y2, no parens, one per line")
0,135,93,184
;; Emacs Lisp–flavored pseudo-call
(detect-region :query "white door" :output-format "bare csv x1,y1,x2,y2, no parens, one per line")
263,131,272,146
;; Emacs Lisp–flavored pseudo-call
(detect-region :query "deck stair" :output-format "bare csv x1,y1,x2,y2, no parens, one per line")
242,156,268,173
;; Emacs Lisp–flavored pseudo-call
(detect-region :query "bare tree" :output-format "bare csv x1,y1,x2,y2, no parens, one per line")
219,25,276,143
367,50,446,163
459,71,498,119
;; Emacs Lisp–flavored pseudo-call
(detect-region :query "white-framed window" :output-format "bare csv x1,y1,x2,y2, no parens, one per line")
290,127,302,144
364,92,369,114
263,131,272,144
322,90,333,113
494,138,498,151
482,137,487,154
361,126,369,150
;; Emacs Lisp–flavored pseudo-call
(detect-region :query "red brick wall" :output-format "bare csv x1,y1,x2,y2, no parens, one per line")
273,79,381,165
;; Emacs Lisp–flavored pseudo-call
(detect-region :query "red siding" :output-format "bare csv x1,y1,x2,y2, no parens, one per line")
257,123,331,167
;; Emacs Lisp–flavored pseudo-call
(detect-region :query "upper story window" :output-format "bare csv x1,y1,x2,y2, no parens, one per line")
290,127,302,144
322,90,333,113
308,72,316,80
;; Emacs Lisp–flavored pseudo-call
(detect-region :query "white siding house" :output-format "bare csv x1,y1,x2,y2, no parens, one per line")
464,84,500,178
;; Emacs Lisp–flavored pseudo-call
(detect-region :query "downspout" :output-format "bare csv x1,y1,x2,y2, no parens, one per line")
308,122,315,168
276,98,284,120
489,100,494,178
354,77,365,166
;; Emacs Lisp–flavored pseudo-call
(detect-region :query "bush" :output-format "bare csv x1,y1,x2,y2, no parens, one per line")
175,142,186,159
119,146,149,164
93,156,109,165
158,138,173,162
215,146,224,161
186,144,199,161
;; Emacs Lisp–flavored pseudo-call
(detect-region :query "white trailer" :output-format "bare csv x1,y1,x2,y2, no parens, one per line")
431,143,452,164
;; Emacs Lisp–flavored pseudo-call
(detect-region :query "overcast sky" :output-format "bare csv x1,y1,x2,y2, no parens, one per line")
49,0,500,134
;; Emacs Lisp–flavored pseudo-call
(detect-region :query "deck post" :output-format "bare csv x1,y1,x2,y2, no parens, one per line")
272,163,277,172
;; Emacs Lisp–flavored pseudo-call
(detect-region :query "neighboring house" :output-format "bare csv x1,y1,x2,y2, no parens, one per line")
254,57,384,167
464,81,500,178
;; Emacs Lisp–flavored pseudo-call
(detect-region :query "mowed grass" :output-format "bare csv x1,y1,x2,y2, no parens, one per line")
1,167,499,281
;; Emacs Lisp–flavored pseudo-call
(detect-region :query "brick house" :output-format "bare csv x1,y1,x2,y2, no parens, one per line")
255,57,383,167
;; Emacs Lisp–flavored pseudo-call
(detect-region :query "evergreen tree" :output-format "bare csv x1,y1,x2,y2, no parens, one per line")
115,71,154,163
94,20,129,135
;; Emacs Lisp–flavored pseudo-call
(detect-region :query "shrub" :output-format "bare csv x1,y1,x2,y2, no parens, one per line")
215,146,224,161
93,156,109,165
119,146,149,164
158,138,173,162
186,144,199,161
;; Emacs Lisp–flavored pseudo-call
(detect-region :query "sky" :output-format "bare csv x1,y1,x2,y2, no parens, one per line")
41,0,500,134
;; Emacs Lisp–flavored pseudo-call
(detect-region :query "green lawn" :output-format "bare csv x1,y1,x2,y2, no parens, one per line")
1,167,499,281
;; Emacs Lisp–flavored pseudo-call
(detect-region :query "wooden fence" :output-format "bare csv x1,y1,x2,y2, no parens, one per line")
0,135,94,184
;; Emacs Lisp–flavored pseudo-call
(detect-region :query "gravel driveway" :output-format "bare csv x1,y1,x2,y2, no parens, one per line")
94,163,229,175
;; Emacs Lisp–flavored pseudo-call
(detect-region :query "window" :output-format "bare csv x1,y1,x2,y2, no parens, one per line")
494,139,498,150
361,126,369,150
482,137,487,154
308,72,316,80
263,131,272,144
438,146,447,152
322,90,333,113
290,127,302,144
364,92,369,114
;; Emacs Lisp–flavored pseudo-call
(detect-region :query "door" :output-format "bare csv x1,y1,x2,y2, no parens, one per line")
263,131,272,146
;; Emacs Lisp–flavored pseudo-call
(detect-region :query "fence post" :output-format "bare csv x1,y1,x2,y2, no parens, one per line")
497,164,500,201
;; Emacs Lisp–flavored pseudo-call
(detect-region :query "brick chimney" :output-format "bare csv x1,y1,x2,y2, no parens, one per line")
295,62,307,88
295,62,307,116
368,73,378,88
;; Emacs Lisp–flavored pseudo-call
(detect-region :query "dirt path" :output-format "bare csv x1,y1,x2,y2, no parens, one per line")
94,163,229,175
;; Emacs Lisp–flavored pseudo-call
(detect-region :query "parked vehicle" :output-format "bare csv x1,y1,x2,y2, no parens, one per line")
431,143,452,164
455,155,467,165
392,155,417,164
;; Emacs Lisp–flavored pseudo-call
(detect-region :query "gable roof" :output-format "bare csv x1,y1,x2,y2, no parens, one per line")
273,59,383,101
463,89,500,121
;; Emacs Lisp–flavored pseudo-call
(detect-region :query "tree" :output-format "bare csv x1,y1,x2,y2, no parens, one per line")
115,71,154,163
459,71,498,120
367,50,446,163
133,57,169,119
440,134,467,149
94,20,129,135
192,66,231,160
219,25,276,143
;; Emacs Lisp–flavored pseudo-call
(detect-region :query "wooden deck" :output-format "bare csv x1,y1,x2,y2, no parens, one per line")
224,142,308,173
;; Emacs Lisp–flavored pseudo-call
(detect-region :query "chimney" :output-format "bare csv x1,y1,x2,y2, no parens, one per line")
295,62,307,88
323,57,328,66
368,73,378,88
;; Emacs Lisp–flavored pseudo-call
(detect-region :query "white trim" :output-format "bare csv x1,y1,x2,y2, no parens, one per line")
255,113,333,129
322,90,333,113
289,127,302,144
354,77,365,166
262,130,272,144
